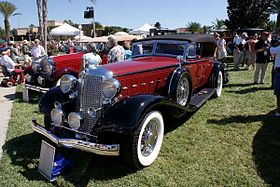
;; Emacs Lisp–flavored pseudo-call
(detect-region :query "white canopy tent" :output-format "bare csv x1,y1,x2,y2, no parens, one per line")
50,23,80,36
74,31,94,41
129,23,156,35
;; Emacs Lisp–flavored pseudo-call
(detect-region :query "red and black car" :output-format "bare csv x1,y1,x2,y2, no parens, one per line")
32,34,228,169
23,53,84,100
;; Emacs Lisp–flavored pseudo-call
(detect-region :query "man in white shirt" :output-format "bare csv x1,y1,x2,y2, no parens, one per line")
0,49,24,83
233,32,247,70
270,43,280,117
31,39,46,62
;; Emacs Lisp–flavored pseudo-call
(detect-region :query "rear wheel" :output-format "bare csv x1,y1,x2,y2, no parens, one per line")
122,111,164,169
214,71,223,97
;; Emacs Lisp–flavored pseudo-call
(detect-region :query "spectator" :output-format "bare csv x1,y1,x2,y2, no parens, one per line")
214,32,227,62
246,34,258,70
254,32,270,84
0,49,24,83
8,41,18,63
107,35,125,63
270,42,280,117
22,40,32,67
31,39,46,62
233,32,247,70
82,43,101,69
119,41,132,60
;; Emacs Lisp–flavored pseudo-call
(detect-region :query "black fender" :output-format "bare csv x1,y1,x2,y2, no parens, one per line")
209,61,228,87
167,66,193,101
39,86,75,115
98,94,187,134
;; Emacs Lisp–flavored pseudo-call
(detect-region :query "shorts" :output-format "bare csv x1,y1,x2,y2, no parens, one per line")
274,69,280,96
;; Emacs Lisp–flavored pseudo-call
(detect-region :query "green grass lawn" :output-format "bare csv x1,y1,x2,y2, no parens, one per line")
0,63,279,187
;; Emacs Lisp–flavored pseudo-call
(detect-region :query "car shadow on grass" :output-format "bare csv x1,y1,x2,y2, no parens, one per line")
207,111,280,185
225,86,272,95
3,132,135,186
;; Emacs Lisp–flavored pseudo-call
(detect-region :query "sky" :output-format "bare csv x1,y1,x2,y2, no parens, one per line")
4,0,278,30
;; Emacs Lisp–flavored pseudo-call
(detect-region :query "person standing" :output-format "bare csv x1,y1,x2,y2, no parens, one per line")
31,39,46,62
22,40,32,67
270,43,280,116
233,32,247,70
254,32,270,84
246,34,258,70
214,33,227,62
82,43,101,69
107,35,125,63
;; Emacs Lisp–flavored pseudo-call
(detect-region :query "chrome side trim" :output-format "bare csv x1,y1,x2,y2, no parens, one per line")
32,120,120,156
25,84,49,93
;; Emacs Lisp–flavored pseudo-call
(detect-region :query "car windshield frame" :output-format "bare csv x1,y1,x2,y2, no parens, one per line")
132,40,189,58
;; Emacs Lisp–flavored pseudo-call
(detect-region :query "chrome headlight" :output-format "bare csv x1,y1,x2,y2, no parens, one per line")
25,74,31,82
68,112,82,130
102,78,120,99
60,75,77,94
50,108,64,125
32,63,40,73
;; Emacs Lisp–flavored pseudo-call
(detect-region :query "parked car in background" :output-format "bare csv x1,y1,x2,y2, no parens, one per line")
32,34,228,169
23,52,84,101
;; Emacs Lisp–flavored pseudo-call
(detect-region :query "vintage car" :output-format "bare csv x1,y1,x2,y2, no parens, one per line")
32,34,228,169
23,52,84,101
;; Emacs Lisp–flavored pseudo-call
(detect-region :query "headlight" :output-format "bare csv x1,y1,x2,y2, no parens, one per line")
102,78,120,99
60,75,77,93
50,108,64,125
68,112,82,130
32,63,40,73
25,74,31,82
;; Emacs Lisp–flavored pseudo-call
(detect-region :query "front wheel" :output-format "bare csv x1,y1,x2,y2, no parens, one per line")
214,70,223,97
122,111,164,169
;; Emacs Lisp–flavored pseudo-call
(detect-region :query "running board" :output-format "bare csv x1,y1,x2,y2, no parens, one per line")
186,88,215,112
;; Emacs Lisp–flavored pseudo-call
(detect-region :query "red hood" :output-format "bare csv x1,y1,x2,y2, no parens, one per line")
103,56,178,76
52,52,84,63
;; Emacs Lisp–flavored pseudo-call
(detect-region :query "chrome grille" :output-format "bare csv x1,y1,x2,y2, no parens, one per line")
79,74,103,133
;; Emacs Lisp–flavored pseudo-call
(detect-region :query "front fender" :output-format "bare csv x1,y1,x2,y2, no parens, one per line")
98,94,186,134
39,86,74,115
51,67,79,82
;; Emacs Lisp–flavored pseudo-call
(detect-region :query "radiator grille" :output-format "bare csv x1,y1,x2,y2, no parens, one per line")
79,74,103,133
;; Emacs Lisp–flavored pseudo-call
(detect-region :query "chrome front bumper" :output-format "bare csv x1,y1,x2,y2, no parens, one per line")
32,119,120,156
25,84,49,93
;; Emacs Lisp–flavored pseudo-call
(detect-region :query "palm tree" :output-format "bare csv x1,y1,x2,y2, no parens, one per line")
212,18,225,30
187,22,203,33
42,0,47,50
0,1,20,41
270,0,280,29
36,0,43,40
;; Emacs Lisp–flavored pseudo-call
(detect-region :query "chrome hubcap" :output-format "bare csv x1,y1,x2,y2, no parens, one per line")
141,120,159,156
176,77,189,106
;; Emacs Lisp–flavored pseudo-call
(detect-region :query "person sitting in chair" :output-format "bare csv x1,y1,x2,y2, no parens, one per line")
0,48,24,83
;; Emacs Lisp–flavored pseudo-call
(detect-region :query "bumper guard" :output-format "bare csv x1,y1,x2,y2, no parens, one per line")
32,119,120,156
25,84,49,93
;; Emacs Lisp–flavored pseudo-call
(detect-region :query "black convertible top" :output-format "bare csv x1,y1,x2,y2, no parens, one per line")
137,34,216,43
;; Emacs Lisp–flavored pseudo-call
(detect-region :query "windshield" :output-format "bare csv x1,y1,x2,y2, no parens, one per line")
132,40,187,58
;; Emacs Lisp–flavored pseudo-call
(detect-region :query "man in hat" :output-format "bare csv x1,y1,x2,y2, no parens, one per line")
22,40,32,67
8,41,18,63
254,32,270,84
233,32,248,70
0,49,24,83
31,39,46,62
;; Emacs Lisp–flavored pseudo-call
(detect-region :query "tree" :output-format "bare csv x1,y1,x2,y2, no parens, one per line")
266,20,277,31
154,22,161,29
42,0,47,50
94,21,103,30
0,1,20,41
64,19,75,25
187,22,203,33
36,0,43,40
269,0,280,29
225,0,272,30
212,18,225,30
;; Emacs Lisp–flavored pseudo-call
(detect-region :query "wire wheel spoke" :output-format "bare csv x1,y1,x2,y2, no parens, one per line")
140,120,158,156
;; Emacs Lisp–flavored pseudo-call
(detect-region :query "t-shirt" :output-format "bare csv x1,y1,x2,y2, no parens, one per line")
270,45,280,68
31,45,46,60
255,39,269,64
0,54,16,72
235,36,246,51
82,53,102,67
